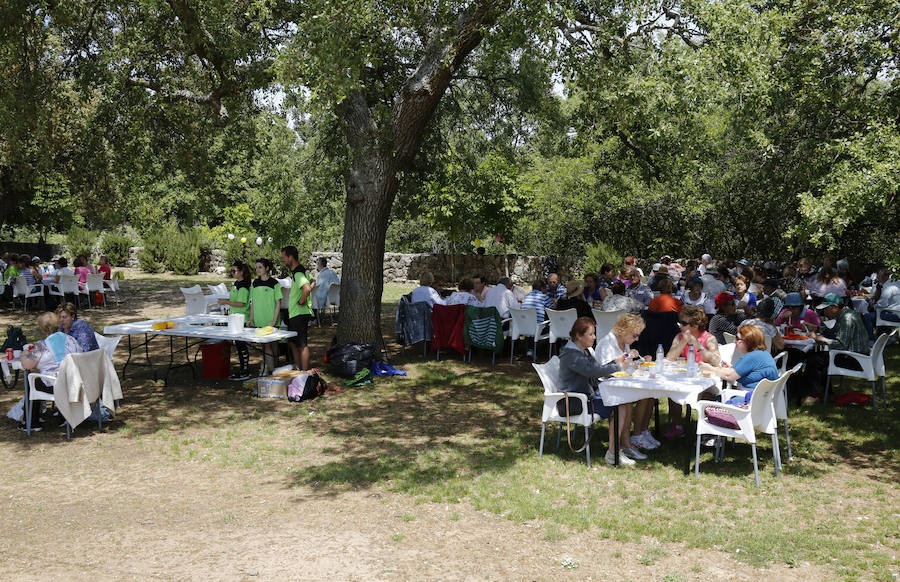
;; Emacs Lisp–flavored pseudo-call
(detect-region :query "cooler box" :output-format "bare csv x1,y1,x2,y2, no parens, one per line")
200,340,231,378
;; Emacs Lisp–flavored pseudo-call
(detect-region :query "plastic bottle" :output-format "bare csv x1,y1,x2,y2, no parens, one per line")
687,345,696,376
655,343,664,375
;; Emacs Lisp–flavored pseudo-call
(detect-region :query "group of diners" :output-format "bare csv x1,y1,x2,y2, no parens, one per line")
1,252,114,310
408,253,898,465
13,302,100,432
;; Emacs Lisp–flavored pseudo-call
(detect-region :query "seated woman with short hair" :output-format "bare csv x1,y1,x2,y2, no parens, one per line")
56,302,99,352
701,324,778,404
446,278,481,306
20,311,83,431
559,317,641,465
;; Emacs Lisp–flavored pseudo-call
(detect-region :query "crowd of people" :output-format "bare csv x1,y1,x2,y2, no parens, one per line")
408,253,899,465
1,252,115,310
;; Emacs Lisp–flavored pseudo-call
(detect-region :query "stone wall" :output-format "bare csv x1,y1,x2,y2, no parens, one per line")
124,247,581,283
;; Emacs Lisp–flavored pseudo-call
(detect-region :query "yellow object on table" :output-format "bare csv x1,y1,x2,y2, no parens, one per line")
255,326,275,336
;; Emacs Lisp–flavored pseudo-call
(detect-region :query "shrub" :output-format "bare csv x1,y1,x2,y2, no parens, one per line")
166,229,203,275
66,226,99,261
100,232,135,267
582,241,621,275
137,231,167,273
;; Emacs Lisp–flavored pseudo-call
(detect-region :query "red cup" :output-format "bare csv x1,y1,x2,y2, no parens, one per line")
5,349,12,361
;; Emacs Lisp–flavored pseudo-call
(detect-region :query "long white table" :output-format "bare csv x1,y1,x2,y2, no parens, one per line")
104,315,296,384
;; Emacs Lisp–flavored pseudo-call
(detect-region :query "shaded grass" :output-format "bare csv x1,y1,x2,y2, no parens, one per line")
2,277,898,580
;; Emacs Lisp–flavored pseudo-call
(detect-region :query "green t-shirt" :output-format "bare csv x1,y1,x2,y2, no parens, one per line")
229,280,251,317
5,265,20,283
288,266,313,318
250,277,281,327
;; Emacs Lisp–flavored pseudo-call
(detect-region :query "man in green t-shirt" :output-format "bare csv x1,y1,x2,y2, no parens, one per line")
281,245,313,370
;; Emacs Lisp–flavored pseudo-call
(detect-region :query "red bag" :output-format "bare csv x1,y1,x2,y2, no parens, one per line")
833,392,871,406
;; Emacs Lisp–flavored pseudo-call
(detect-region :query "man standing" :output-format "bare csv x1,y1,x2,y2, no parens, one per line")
282,246,313,370
483,277,520,318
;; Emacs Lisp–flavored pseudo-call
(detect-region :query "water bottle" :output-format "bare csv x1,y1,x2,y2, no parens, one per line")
687,345,696,377
624,343,632,370
655,343,664,375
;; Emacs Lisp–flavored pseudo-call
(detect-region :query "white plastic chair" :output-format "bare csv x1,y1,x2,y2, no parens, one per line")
309,284,322,326
722,332,736,345
772,362,802,461
694,375,783,486
545,308,578,358
825,332,891,410
12,277,45,312
94,332,122,362
103,277,121,305
508,308,549,363
533,356,603,467
325,283,341,324
57,275,85,308
182,290,208,316
85,274,107,308
875,306,900,330
592,309,624,340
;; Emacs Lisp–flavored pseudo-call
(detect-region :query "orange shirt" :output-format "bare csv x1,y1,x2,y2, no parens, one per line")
649,294,683,313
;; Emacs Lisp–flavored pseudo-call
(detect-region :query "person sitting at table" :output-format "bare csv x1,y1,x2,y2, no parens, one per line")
775,292,821,333
96,256,112,280
483,277,519,318
708,293,742,344
739,296,785,352
594,313,658,451
4,254,20,283
664,305,721,440
648,278,683,313
218,261,252,380
582,274,606,305
626,270,653,308
701,266,727,298
780,264,805,294
522,278,557,326
731,275,757,318
73,257,91,287
700,324,778,404
613,266,632,287
647,264,669,292
445,278,481,306
862,268,900,339
20,311,83,431
600,281,642,314
249,258,282,374
806,266,846,302
556,280,593,320
681,279,715,315
597,264,615,288
558,316,639,465
410,271,446,307
52,257,75,284
56,302,100,352
77,255,97,275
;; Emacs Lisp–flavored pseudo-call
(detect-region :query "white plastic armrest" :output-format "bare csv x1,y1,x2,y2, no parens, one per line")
829,349,870,367
28,373,58,391
547,391,588,404
696,399,751,419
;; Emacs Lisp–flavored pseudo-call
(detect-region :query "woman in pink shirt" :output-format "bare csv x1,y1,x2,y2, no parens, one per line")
73,257,91,288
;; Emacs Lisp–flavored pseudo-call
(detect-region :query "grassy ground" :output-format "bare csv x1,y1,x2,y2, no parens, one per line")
1,273,898,580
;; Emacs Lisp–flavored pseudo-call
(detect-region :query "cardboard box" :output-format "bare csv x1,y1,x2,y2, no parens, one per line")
254,376,289,398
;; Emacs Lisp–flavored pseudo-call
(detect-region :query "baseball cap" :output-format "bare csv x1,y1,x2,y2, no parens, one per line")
816,293,843,309
714,292,733,309
784,292,804,306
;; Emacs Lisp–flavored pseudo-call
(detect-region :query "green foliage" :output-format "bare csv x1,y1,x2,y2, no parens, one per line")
137,232,167,274
582,241,621,275
165,228,206,276
100,232,135,267
65,226,98,260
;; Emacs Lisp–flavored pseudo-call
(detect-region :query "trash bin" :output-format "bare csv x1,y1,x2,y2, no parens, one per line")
200,340,231,378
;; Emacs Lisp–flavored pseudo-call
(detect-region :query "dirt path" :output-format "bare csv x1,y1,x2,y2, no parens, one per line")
0,432,826,581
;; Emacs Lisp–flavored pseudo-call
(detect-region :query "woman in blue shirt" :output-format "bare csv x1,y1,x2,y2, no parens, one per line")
700,324,778,404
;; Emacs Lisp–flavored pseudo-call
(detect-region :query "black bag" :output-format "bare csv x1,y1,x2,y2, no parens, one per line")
1,326,27,351
325,342,375,377
287,372,327,402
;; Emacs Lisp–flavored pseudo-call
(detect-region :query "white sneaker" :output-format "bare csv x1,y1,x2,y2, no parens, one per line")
605,449,636,466
642,429,661,448
630,434,655,450
622,446,648,461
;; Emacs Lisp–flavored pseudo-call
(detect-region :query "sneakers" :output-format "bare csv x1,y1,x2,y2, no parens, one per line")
641,429,661,448
664,425,684,440
17,422,43,432
621,446,648,461
630,431,661,450
229,372,251,381
605,449,636,466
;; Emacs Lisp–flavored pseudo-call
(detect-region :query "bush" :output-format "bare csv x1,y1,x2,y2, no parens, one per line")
582,241,621,275
137,231,167,273
100,232,135,267
66,226,99,261
166,229,204,275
